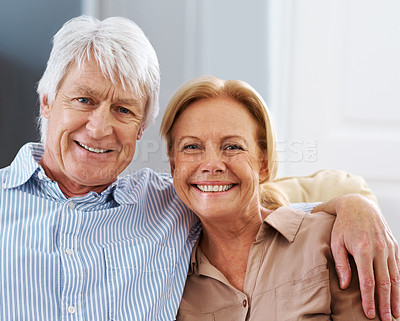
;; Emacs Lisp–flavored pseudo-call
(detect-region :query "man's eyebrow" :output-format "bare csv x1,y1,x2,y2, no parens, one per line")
118,97,141,106
72,85,99,97
72,85,141,105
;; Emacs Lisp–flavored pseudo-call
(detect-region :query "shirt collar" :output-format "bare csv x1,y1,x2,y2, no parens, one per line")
112,176,138,205
188,206,306,276
3,142,44,189
261,206,306,242
2,142,137,206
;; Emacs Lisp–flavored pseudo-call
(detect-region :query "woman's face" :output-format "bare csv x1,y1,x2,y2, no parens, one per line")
170,97,268,221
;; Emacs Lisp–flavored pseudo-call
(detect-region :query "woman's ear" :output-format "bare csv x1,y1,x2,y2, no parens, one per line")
168,146,176,176
40,95,51,119
169,154,175,176
259,154,269,182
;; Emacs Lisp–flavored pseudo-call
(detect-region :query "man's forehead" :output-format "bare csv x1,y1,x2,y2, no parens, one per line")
61,59,147,110
65,66,143,101
72,83,140,101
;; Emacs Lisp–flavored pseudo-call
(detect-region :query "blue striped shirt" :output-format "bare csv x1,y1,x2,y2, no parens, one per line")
0,143,201,321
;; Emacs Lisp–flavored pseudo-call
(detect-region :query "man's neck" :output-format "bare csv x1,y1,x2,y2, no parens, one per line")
39,158,111,198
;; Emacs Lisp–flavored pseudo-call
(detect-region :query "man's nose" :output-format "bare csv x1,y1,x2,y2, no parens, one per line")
86,105,113,138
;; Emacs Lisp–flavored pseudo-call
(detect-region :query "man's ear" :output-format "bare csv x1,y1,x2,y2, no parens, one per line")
40,95,51,119
137,127,144,140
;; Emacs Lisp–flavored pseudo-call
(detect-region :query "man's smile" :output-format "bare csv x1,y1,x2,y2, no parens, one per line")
76,141,112,154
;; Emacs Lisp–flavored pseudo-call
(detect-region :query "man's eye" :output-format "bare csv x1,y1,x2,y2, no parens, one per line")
77,98,91,104
119,107,131,114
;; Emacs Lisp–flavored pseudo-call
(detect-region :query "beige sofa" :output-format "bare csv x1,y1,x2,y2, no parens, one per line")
271,169,377,204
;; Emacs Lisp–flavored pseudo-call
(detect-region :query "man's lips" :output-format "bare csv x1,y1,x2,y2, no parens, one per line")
75,141,113,154
193,184,235,192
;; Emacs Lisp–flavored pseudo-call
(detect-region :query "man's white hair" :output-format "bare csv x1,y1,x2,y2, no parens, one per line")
37,15,160,143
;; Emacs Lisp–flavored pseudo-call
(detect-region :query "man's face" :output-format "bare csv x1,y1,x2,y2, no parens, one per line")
40,59,146,195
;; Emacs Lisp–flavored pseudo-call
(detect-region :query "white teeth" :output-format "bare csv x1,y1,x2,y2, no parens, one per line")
196,184,234,192
78,142,109,154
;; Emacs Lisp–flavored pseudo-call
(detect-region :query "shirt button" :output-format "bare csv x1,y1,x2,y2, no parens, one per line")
38,172,44,180
68,202,75,210
243,299,247,307
65,248,73,255
67,306,76,314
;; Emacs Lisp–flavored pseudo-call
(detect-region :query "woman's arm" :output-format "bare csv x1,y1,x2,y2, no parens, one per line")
313,194,400,321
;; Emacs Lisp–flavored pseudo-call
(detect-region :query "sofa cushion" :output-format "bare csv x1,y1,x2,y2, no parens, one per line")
271,169,377,204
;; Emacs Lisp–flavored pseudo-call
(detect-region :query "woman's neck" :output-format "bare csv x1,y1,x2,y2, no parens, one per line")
199,207,271,291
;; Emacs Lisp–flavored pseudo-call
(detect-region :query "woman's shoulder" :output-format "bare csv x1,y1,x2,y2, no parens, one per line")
266,206,335,246
301,210,336,235
295,209,335,254
264,206,335,273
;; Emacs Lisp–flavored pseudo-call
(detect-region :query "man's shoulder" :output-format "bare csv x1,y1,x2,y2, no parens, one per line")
0,164,9,182
117,168,175,200
119,168,172,189
116,168,199,234
0,142,42,189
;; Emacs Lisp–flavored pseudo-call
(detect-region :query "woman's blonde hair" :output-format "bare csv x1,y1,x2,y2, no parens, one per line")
160,76,288,210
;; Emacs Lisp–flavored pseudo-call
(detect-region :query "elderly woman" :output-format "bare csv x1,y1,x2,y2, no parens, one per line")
160,76,399,320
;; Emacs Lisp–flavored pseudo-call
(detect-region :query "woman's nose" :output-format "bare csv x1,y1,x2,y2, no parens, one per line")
86,105,113,138
199,149,226,174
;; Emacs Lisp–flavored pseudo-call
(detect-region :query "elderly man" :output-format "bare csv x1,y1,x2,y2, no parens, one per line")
0,16,399,321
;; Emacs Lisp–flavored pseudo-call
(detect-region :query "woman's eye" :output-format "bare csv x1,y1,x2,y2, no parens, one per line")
225,144,243,151
182,144,200,150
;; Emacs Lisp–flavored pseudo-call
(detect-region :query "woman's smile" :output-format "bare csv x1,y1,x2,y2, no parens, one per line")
170,96,266,220
194,183,235,193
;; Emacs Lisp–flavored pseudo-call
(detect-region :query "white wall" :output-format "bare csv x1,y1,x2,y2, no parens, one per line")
268,0,400,238
84,0,400,239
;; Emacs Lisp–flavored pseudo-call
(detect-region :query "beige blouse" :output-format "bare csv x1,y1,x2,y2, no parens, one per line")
177,207,397,321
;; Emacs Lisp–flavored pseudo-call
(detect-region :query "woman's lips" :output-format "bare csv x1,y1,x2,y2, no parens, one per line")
194,184,235,192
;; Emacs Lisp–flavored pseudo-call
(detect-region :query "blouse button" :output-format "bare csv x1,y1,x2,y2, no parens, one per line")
242,299,247,307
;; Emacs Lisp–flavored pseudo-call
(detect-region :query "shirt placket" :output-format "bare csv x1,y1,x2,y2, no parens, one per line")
59,200,83,321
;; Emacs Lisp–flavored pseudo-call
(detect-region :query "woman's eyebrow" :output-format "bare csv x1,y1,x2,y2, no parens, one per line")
176,136,200,144
175,135,249,145
221,135,249,144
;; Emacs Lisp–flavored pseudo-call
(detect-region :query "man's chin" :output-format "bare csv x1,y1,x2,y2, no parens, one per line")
71,169,119,187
